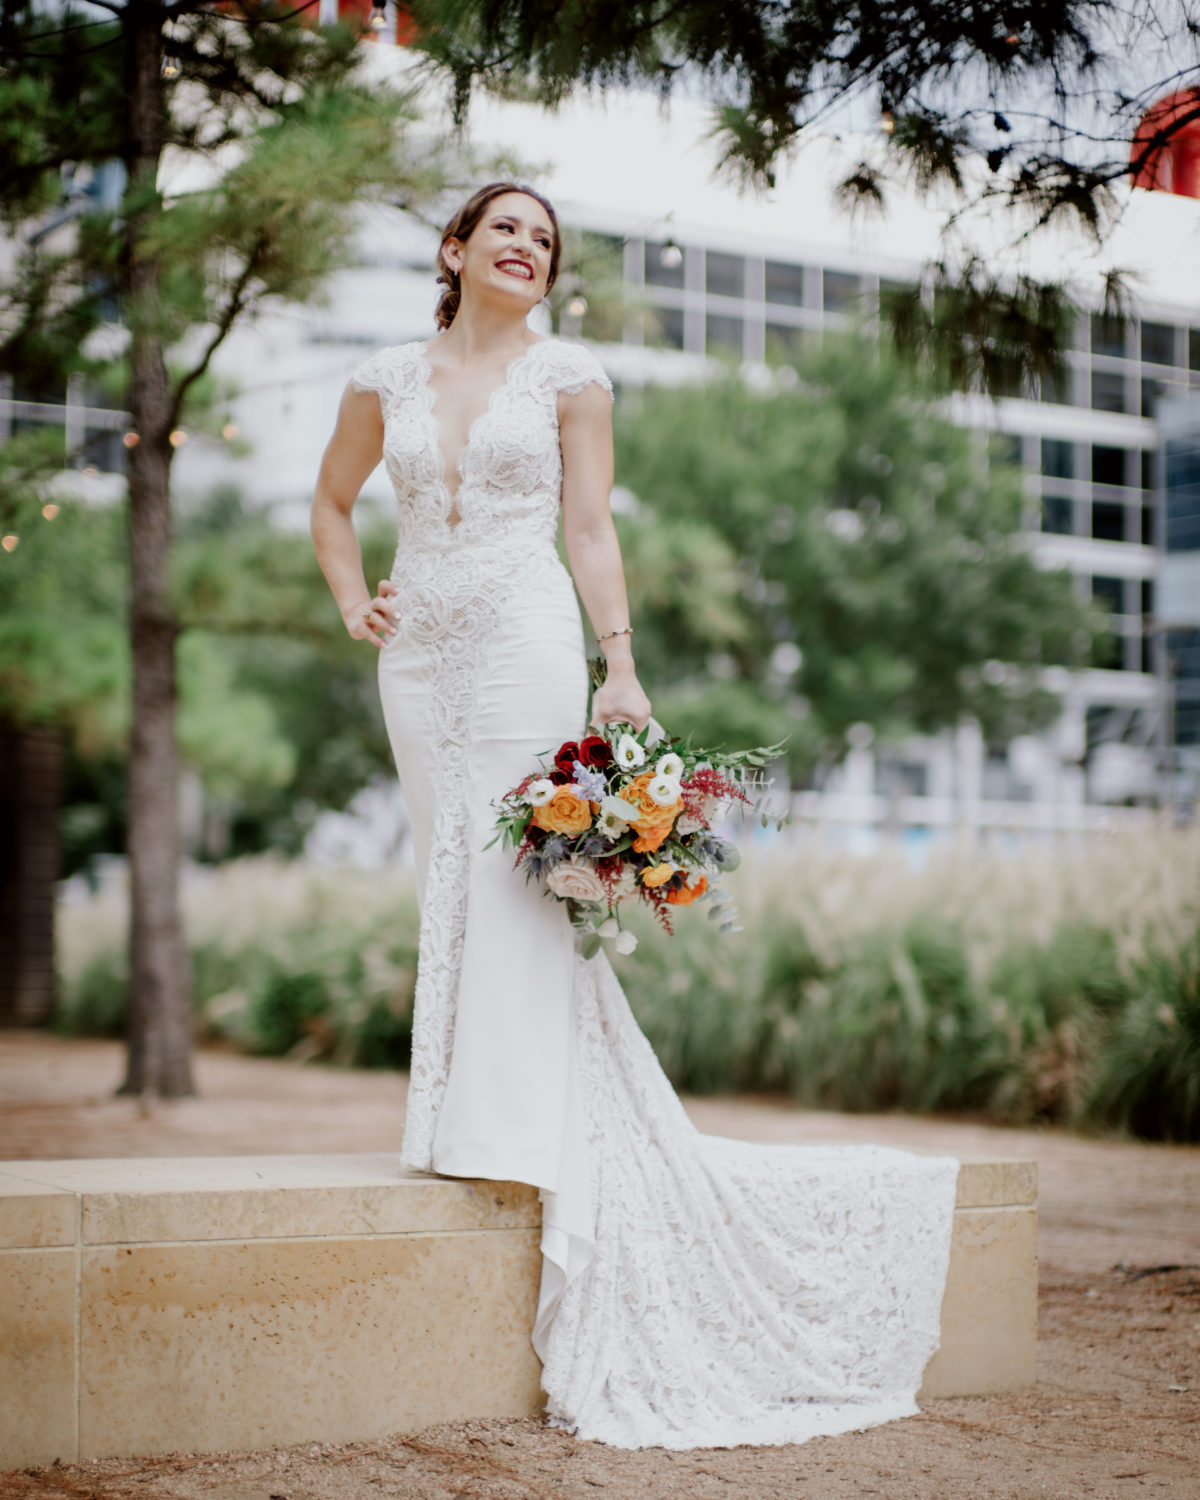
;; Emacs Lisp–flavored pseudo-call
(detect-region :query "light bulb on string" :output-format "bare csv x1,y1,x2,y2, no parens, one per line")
2,535,18,553
658,239,682,269
42,503,59,520
222,422,239,441
122,432,139,448
161,55,181,80
567,295,588,318
169,429,188,447
879,106,895,135
368,3,387,31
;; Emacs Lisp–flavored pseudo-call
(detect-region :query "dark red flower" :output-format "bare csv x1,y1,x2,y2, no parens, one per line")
549,768,572,785
578,735,614,769
553,741,581,776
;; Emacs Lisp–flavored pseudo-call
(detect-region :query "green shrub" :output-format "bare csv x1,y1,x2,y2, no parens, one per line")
53,951,127,1037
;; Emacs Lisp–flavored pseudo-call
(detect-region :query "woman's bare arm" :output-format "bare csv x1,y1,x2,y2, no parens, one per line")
310,384,398,648
559,382,652,731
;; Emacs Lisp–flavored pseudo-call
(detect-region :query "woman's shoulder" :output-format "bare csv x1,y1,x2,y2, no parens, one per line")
536,336,614,401
346,340,426,398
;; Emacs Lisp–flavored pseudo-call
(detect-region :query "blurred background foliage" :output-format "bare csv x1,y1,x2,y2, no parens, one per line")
53,825,1200,1142
1,331,1107,870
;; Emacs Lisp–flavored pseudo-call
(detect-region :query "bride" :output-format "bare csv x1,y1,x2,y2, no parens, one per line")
310,181,960,1451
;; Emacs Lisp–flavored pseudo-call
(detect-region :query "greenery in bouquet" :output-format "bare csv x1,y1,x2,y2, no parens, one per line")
485,657,790,958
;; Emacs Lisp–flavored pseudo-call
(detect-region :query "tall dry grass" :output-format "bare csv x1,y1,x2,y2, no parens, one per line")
55,822,1200,1138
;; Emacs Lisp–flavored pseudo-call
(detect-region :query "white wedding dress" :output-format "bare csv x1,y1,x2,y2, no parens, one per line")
351,334,960,1451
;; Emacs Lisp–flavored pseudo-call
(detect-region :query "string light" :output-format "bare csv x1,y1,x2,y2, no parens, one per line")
368,3,387,30
161,55,181,79
169,429,188,447
880,107,896,135
566,295,588,318
2,535,18,552
222,422,239,440
41,503,59,520
82,466,98,478
658,239,682,269
122,431,139,448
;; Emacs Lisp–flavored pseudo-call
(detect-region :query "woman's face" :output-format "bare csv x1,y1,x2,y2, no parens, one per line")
444,191,555,314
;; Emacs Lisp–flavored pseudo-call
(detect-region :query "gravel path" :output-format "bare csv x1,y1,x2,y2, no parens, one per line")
1,1030,1197,1499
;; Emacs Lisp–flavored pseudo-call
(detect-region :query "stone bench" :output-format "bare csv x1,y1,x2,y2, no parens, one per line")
0,1152,1037,1468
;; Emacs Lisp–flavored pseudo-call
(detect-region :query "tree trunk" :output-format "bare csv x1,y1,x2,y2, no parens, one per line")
116,0,195,1097
0,718,64,1028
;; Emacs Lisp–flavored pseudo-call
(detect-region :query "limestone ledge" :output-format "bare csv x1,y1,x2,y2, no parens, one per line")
0,1152,1034,1251
0,1152,1037,1468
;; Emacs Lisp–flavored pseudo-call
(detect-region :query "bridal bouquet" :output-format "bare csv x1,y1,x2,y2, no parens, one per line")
485,685,790,958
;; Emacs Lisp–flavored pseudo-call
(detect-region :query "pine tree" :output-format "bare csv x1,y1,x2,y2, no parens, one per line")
0,0,450,1095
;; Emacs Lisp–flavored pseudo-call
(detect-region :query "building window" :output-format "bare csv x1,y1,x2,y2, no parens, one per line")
1092,575,1126,612
1141,504,1155,547
649,305,684,349
1141,578,1155,615
988,432,1022,467
823,270,862,313
1091,370,1128,413
1091,501,1126,542
1041,495,1074,534
644,240,685,290
1191,328,1200,372
706,312,743,354
706,251,745,300
765,260,806,307
1141,321,1178,366
1092,445,1128,485
764,322,808,360
1141,450,1156,491
1041,438,1075,478
1091,313,1128,358
1037,366,1075,405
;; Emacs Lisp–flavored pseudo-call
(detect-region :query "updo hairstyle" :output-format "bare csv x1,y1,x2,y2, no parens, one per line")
434,181,562,331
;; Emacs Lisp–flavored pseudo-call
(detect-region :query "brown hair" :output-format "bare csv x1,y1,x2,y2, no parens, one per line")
434,182,562,331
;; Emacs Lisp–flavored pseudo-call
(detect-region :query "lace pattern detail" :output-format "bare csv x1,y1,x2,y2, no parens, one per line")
356,336,613,1171
364,333,959,1448
539,949,960,1449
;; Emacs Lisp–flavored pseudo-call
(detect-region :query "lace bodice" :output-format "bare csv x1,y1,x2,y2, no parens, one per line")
350,335,614,556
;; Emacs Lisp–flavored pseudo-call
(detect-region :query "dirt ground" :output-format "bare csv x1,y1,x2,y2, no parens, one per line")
1,1030,1198,1500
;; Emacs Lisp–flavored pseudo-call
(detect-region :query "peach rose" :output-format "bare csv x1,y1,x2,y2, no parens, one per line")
632,821,674,853
620,772,682,830
532,786,595,837
640,862,677,889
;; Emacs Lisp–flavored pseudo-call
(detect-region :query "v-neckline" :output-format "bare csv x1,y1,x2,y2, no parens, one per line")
415,336,550,518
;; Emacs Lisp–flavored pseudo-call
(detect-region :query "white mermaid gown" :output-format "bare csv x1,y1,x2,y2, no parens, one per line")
350,334,960,1451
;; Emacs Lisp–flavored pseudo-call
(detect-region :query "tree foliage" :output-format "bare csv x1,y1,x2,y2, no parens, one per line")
612,335,1104,777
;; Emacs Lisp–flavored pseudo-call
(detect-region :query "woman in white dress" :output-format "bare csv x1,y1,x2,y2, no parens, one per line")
310,181,960,1451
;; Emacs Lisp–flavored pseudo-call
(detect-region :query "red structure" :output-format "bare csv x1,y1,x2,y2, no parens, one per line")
1130,90,1200,199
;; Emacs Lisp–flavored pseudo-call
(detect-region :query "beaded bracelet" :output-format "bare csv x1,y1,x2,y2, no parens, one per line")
597,625,633,642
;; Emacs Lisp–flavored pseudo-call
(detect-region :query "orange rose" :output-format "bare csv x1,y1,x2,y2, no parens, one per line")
666,874,708,906
641,862,676,889
620,771,683,830
632,821,674,853
532,787,595,836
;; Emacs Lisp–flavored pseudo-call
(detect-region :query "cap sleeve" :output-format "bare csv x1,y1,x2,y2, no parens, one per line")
554,341,615,403
347,344,410,415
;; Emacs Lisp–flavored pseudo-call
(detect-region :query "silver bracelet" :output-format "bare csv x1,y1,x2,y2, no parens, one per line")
597,625,633,642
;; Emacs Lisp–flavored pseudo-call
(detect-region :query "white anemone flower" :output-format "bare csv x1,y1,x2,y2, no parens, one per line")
615,733,646,769
614,929,638,954
596,807,627,840
644,717,666,749
647,774,682,807
600,793,640,824
656,752,684,780
526,778,556,807
675,811,705,835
